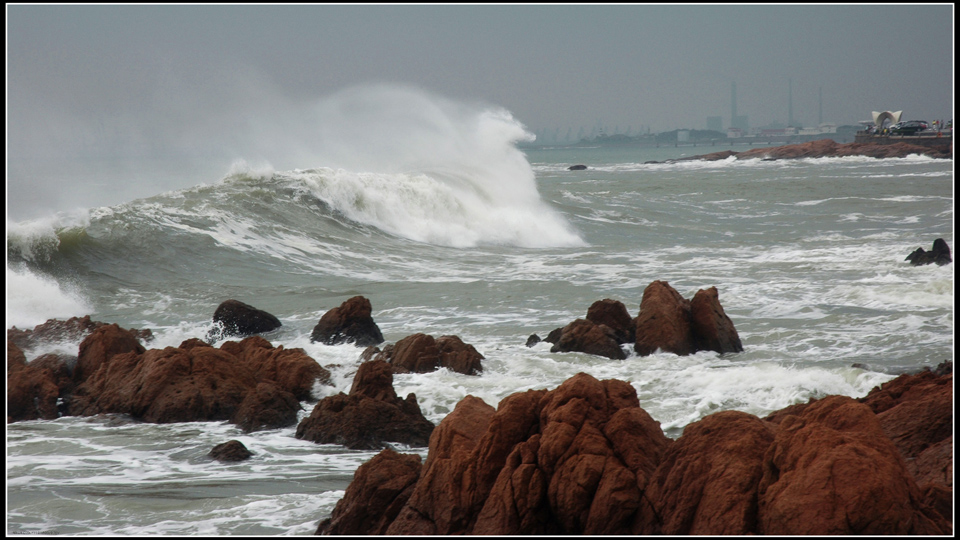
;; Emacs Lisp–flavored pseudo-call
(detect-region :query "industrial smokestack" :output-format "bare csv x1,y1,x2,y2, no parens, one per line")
731,81,737,127
788,78,794,127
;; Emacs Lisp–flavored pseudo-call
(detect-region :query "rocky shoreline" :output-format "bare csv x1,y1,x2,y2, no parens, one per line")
645,138,953,164
7,285,954,535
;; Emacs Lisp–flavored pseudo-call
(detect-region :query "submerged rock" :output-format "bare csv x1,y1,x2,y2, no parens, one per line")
209,440,254,462
905,238,952,266
549,318,626,360
310,296,385,346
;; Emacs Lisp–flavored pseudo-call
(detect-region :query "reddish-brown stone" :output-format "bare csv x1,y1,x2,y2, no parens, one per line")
634,281,695,356
295,359,434,450
221,336,331,400
637,410,775,534
757,395,949,535
376,333,484,375
549,319,626,360
74,324,147,385
689,286,743,354
585,298,635,344
231,381,301,432
7,342,61,422
209,440,254,462
317,448,424,535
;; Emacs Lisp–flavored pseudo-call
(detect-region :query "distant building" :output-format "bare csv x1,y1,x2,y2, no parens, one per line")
706,116,723,132
727,127,744,138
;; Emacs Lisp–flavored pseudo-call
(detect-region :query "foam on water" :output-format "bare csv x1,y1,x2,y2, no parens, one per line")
6,266,92,330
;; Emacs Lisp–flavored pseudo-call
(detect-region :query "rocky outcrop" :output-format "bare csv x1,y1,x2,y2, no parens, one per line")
295,359,434,450
905,238,952,266
549,319,626,360
689,286,744,354
209,440,253,462
635,281,742,356
64,331,329,430
585,299,635,344
7,341,61,422
7,315,152,352
568,164,587,170
374,333,484,375
210,299,282,338
74,324,148,385
316,448,423,535
661,139,952,163
220,336,331,400
310,296,384,346
317,371,951,535
634,281,696,356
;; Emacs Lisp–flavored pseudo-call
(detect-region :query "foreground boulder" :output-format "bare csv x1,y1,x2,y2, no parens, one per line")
7,315,152,352
317,372,951,535
220,336,331,400
310,296,384,346
74,324,148,385
374,333,484,375
210,299,282,338
295,359,434,450
905,238,952,266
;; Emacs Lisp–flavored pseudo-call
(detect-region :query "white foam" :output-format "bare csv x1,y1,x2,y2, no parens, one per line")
6,266,92,330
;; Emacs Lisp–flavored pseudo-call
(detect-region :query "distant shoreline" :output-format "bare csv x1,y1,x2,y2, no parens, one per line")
646,137,953,163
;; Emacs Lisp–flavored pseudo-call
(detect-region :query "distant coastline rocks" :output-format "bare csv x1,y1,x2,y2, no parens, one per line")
568,164,588,170
906,238,952,266
648,138,953,164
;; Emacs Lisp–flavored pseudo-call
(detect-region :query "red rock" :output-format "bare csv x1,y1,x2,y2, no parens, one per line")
549,319,626,360
585,299,635,344
689,286,743,354
376,333,484,375
295,359,434,449
74,324,147,385
756,395,949,535
637,410,775,534
222,336,331,400
310,296,384,346
634,281,695,356
67,346,258,423
209,440,253,462
7,342,61,422
317,448,424,535
231,381,301,432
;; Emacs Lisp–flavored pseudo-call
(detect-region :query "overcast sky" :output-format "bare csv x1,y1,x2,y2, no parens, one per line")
6,4,955,220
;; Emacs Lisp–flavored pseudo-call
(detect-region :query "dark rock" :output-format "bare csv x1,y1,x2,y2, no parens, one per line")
544,327,563,344
209,440,253,462
634,281,695,356
689,287,743,354
549,318,626,360
525,334,541,347
905,238,952,266
568,164,587,170
316,448,423,535
375,333,483,375
210,299,282,339
310,296,384,346
295,359,434,450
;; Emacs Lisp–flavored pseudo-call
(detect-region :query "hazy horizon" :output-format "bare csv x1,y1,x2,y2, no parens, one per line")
6,4,954,220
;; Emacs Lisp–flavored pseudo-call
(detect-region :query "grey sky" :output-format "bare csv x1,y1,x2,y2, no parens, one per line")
6,4,954,220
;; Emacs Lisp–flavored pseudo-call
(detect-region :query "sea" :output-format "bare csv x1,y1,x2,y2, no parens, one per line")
6,104,955,534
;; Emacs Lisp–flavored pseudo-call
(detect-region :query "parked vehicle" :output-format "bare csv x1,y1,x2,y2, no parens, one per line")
888,120,929,135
